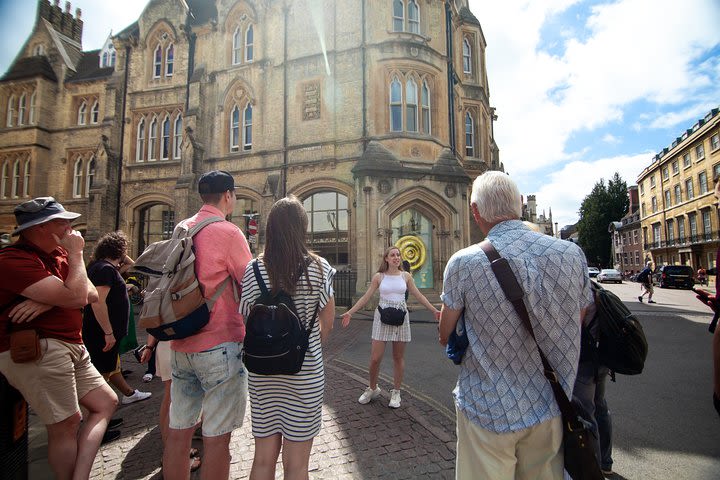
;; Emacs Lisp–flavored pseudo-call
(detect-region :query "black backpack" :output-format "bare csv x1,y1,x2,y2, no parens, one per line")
242,259,318,375
636,269,650,283
587,281,648,375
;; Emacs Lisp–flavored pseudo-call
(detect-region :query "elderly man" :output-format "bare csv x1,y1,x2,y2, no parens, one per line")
0,197,117,480
439,172,593,479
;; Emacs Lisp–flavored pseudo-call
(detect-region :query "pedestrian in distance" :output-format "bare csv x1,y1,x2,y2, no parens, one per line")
239,195,337,479
162,170,252,480
439,172,594,479
83,231,152,411
0,197,117,480
637,262,656,303
342,245,441,409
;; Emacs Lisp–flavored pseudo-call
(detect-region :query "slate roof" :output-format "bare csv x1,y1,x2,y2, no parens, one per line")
187,0,217,25
1,56,57,82
66,50,114,83
458,7,480,26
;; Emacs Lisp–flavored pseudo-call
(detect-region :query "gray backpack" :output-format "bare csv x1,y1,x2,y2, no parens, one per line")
133,216,237,340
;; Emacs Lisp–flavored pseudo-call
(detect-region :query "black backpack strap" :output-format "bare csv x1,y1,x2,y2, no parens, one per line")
252,259,269,297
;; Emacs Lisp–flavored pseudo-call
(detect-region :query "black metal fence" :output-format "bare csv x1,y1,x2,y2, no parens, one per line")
333,269,357,307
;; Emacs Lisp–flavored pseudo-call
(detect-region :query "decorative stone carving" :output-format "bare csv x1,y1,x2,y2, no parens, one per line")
302,81,321,121
378,180,391,194
445,184,456,198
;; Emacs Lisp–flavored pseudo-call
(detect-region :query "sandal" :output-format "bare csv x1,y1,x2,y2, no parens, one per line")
189,448,199,458
189,455,201,472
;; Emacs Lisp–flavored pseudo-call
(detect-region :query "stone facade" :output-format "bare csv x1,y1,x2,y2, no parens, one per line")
0,0,500,297
637,107,720,271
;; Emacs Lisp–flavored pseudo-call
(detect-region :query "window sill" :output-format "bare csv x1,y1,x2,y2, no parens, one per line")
129,159,181,168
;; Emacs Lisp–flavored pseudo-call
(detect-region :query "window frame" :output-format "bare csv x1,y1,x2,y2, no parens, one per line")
243,103,253,151
245,25,254,63
23,159,30,197
405,78,418,133
465,112,475,157
421,80,431,135
161,115,171,160
0,162,8,198
232,26,242,65
711,133,720,152
165,44,174,77
72,157,83,198
18,93,26,126
11,160,20,198
90,100,99,124
462,37,472,75
153,44,163,78
85,156,95,197
407,0,420,34
699,171,708,194
696,143,705,160
29,92,36,125
7,95,15,127
686,178,694,199
148,117,158,161
77,101,87,125
174,115,183,159
389,76,402,132
230,105,240,152
392,0,405,32
136,117,146,162
674,184,682,204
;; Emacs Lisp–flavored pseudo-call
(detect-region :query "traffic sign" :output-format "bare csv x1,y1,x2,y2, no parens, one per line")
248,218,258,236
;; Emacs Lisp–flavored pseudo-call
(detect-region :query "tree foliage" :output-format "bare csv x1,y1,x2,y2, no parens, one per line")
577,172,629,268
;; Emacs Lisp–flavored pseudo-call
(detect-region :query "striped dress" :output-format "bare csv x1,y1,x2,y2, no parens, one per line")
239,256,336,441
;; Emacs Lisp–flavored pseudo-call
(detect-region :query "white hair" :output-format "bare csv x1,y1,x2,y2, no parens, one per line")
470,171,522,223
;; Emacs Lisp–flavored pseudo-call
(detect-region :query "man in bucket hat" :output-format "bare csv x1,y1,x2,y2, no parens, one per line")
0,196,118,479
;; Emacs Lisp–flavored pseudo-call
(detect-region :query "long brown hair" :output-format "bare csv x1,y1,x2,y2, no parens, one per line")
377,246,403,273
261,195,319,295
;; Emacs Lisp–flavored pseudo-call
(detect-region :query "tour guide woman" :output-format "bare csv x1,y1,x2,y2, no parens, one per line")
239,195,336,480
341,245,440,409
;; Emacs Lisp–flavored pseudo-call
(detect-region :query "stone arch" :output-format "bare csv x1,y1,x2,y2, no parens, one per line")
290,177,354,202
124,192,176,256
381,186,456,232
143,20,178,49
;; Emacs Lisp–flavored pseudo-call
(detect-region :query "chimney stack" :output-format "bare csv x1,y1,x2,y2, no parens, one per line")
37,0,82,44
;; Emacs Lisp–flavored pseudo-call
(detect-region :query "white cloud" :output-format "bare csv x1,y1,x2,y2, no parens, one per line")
470,0,720,173
529,152,652,228
602,134,620,144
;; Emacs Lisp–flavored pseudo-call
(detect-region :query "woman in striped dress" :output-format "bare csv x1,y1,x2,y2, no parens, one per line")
239,195,336,480
341,246,440,409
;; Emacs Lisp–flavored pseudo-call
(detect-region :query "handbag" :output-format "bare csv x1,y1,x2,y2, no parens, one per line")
480,240,604,480
377,306,406,326
446,312,468,365
10,329,42,363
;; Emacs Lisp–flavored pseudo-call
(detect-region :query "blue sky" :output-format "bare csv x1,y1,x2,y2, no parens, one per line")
1,0,719,229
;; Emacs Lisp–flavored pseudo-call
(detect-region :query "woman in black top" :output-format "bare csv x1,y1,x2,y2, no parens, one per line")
83,231,151,405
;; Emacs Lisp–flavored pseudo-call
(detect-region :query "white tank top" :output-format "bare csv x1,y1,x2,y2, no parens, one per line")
379,273,407,303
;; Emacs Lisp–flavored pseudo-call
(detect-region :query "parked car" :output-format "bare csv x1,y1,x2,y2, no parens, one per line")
657,265,695,289
597,268,622,283
588,267,600,278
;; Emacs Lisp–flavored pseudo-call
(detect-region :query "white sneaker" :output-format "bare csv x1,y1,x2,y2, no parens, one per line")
358,386,381,404
389,389,401,408
142,373,153,383
121,389,152,405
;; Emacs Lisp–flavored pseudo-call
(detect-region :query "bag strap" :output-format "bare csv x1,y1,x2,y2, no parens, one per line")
479,240,582,429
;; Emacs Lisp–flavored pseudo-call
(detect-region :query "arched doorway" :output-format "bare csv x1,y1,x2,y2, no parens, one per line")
137,203,175,253
391,208,433,288
302,191,349,267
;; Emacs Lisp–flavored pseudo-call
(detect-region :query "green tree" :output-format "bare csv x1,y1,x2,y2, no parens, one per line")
577,172,629,267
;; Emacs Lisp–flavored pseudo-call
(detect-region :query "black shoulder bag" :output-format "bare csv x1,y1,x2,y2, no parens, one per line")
480,240,604,480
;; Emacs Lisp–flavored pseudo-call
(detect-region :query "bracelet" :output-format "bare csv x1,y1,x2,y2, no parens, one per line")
146,344,156,351
104,332,113,336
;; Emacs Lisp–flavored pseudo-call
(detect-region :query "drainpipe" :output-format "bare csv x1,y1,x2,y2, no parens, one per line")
185,25,196,113
445,1,456,154
361,0,367,147
115,45,131,230
282,2,289,196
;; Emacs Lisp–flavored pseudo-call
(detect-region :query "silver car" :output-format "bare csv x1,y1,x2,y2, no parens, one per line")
597,268,622,284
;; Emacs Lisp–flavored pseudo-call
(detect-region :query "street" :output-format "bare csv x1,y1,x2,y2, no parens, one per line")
334,280,720,479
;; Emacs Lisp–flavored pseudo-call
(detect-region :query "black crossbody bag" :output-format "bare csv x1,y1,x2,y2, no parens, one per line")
480,240,604,480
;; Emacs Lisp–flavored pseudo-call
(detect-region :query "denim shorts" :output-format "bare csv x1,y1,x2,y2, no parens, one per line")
169,341,247,437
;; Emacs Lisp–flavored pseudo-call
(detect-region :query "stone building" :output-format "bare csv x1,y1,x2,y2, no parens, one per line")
0,0,500,301
609,185,642,275
637,107,720,271
521,194,554,236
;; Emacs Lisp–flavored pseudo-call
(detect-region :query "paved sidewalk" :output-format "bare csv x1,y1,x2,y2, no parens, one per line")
28,315,457,479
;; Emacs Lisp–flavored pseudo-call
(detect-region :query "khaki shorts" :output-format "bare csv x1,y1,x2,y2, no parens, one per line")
0,338,106,425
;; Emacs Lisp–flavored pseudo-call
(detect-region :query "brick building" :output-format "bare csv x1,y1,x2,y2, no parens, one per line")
609,185,643,275
0,0,500,298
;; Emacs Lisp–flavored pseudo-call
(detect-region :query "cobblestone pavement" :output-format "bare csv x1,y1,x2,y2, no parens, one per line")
30,317,457,479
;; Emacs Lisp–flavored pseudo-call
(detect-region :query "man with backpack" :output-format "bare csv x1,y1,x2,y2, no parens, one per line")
637,262,656,303
162,171,252,480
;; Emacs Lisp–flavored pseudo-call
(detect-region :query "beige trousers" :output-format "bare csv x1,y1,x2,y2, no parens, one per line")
456,407,564,480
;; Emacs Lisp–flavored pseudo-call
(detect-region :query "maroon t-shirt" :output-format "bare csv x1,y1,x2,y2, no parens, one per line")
0,239,83,352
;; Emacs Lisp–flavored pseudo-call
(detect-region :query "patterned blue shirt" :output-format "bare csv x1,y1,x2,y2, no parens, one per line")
441,220,593,433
